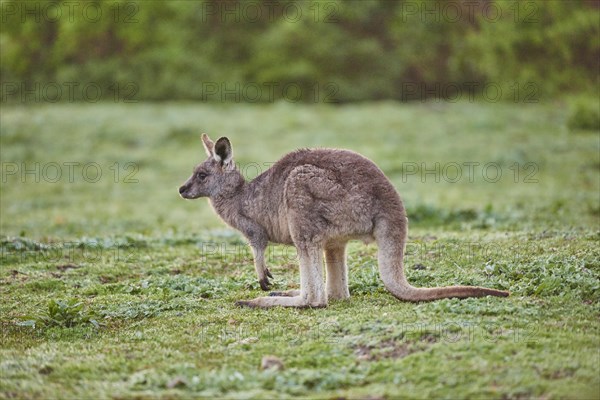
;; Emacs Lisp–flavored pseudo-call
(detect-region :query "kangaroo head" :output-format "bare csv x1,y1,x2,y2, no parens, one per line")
179,133,244,199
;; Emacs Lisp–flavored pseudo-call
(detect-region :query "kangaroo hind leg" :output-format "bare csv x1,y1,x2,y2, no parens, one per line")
325,242,350,300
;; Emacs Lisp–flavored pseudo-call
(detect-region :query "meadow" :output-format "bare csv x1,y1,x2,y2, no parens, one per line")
1,100,598,399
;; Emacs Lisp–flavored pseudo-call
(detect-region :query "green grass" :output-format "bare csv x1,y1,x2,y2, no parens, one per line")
1,101,599,399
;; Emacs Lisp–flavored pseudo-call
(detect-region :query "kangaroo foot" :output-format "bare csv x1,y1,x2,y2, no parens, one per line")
268,289,300,297
236,295,326,309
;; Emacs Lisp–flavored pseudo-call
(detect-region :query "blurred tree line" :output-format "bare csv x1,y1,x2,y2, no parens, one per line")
1,0,598,102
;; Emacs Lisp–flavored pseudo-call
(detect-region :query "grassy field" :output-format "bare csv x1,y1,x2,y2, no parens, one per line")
1,101,598,399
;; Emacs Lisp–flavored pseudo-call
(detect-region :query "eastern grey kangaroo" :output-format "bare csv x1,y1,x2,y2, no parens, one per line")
179,134,509,308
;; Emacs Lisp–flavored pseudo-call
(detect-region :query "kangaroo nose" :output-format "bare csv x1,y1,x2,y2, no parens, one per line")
178,185,186,194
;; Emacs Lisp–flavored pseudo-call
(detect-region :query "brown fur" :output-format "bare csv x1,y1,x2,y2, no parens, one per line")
179,134,509,308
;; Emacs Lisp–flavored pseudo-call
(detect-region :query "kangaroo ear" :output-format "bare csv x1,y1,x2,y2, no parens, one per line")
214,137,233,167
201,133,214,157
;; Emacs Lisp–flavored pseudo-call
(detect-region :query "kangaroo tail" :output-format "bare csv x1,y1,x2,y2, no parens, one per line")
374,217,509,302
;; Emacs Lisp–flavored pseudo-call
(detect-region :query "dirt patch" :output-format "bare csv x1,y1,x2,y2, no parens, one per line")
56,264,80,271
99,276,116,284
6,270,28,283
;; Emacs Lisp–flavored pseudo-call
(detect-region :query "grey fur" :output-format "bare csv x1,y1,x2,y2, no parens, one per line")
179,134,509,308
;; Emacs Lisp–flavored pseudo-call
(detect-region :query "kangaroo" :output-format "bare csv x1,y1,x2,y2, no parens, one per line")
178,134,509,308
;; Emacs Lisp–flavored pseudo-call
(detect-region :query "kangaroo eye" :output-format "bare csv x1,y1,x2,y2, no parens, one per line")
196,172,208,180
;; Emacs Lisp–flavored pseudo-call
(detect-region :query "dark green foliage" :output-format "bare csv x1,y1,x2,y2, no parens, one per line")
18,298,99,329
1,0,598,102
568,100,600,131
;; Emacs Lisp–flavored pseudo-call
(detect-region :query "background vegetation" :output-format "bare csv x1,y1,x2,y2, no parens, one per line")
1,0,599,102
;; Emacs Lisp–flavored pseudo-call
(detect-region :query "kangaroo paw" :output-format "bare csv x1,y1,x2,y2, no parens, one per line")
259,277,272,291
